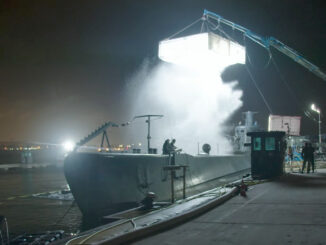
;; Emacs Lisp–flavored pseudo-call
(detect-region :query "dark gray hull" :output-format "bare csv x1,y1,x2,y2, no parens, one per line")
64,152,250,217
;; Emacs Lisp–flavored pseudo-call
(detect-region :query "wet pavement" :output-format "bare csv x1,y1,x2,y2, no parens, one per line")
132,170,326,245
0,166,82,236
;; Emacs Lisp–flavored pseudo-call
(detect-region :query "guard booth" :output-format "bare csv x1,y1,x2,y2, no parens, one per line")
247,131,286,179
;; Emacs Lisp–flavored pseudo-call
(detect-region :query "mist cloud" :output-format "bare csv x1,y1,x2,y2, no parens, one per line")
125,61,243,155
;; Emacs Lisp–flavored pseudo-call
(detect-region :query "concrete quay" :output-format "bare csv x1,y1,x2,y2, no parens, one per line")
132,170,326,245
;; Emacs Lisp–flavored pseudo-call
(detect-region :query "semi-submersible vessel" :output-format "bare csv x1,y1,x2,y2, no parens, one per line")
64,112,259,218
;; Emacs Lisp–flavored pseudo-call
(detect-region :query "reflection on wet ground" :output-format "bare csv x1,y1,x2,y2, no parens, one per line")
0,167,82,236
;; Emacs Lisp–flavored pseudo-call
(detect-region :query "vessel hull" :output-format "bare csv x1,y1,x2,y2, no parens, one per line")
64,153,250,217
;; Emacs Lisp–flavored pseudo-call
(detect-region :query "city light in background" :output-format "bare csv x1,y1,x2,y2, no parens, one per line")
0,2,325,240
0,1,324,144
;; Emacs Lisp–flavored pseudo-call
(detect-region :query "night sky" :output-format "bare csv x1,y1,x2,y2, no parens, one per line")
1,0,325,144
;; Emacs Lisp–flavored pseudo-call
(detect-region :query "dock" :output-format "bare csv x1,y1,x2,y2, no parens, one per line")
60,169,326,245
131,170,326,245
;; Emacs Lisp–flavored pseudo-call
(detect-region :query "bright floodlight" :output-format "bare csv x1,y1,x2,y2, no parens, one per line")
63,140,75,152
158,32,246,69
311,104,320,113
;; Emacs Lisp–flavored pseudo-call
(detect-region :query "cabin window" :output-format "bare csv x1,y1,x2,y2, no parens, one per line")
265,137,276,151
253,137,261,151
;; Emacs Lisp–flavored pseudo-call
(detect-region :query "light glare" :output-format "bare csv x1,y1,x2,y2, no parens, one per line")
126,32,245,155
128,62,242,155
158,32,246,70
311,104,320,113
63,140,75,152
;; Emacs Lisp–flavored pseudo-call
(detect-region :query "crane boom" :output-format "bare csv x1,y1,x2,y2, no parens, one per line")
203,9,326,81
75,121,119,149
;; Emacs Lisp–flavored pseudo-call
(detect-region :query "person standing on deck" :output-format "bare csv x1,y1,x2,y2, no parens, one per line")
162,139,170,155
167,139,180,165
170,139,177,152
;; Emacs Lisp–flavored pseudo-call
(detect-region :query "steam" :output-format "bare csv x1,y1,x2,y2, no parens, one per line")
125,61,242,155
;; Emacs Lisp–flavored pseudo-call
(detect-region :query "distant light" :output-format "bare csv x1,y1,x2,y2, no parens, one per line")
311,104,320,113
158,32,245,69
138,142,142,146
62,140,75,152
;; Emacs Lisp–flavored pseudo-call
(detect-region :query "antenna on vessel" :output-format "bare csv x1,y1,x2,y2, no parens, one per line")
133,115,164,153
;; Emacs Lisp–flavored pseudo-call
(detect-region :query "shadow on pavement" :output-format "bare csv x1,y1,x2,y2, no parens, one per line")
276,171,326,189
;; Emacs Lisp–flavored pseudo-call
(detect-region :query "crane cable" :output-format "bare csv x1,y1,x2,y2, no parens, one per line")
167,17,203,40
243,35,272,70
244,65,273,114
206,19,273,114
207,16,320,122
206,18,272,69
162,15,274,133
166,15,318,123
270,56,319,122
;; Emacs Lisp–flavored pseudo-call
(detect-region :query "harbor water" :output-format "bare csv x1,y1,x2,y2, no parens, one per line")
0,166,83,237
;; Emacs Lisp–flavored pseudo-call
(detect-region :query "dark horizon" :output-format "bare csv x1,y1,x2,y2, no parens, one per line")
1,0,325,145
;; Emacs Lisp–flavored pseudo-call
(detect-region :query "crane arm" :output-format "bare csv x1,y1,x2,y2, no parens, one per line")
203,9,326,81
75,121,119,148
268,37,326,81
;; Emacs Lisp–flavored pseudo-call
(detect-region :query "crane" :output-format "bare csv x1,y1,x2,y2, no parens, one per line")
74,121,119,151
74,120,130,151
203,9,326,82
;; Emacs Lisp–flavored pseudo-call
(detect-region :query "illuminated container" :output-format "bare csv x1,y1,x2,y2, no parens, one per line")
158,32,246,68
268,115,301,136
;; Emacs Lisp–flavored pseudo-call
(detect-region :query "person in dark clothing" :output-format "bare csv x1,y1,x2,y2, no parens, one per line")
302,142,314,173
162,139,170,155
170,139,177,152
301,142,309,173
307,143,315,173
165,139,181,165
288,146,293,161
288,146,294,171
